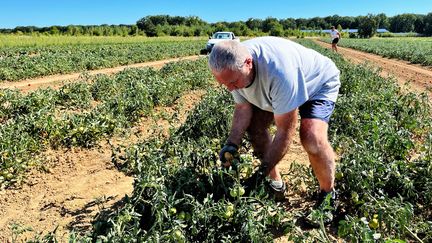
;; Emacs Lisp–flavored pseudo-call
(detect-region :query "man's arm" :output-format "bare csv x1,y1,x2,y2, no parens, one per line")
226,102,253,146
263,109,297,174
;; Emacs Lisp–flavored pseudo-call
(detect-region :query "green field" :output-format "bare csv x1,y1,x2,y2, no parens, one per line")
0,36,206,81
0,35,207,47
1,36,431,242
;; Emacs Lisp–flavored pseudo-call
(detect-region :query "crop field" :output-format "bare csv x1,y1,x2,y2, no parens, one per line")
0,58,212,187
0,36,205,81
0,37,431,242
329,37,432,66
0,35,207,48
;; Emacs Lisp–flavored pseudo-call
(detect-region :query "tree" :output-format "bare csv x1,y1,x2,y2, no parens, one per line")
262,17,279,33
324,15,340,29
389,14,417,32
92,27,103,36
228,21,248,36
280,18,296,30
245,18,263,31
129,25,139,36
424,12,432,36
66,26,74,35
49,26,60,35
414,15,426,34
185,16,206,26
295,18,308,29
136,16,158,36
375,13,390,30
101,25,114,36
308,17,327,29
136,15,173,36
340,16,356,29
212,22,229,32
168,16,186,26
357,14,377,38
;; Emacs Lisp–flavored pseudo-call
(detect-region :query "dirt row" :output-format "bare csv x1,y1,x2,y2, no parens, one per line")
316,40,432,97
0,55,202,92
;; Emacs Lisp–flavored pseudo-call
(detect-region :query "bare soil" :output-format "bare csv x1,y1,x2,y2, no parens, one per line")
1,45,431,242
0,55,202,93
316,40,432,97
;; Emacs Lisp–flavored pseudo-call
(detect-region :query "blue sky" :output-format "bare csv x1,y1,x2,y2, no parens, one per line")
1,0,431,29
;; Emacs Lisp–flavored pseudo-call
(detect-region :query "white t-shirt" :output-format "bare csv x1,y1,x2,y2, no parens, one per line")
231,36,340,115
330,30,340,40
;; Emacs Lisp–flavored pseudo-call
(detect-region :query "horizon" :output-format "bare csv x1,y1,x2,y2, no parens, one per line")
0,12,428,30
2,0,432,29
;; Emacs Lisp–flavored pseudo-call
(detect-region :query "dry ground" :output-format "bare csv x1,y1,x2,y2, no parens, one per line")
316,40,432,97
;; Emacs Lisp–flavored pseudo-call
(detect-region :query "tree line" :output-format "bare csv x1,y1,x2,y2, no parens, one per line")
1,13,432,38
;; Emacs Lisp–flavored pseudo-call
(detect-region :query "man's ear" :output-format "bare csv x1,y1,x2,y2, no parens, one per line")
245,57,253,68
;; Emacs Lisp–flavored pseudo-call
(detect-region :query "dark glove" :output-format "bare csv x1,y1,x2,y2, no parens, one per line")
219,142,239,167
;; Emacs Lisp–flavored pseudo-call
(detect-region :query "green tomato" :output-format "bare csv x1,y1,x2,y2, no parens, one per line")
172,229,183,240
169,207,177,215
335,171,344,180
223,210,233,219
123,214,132,221
178,211,186,220
351,191,359,203
184,212,191,221
230,188,238,197
237,186,245,196
226,204,234,212
4,173,13,180
369,218,379,229
230,186,245,197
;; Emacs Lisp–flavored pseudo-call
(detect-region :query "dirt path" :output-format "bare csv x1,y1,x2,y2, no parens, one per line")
0,55,202,92
315,40,432,97
0,146,133,241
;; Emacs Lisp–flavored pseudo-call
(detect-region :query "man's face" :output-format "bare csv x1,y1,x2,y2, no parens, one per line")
212,57,254,91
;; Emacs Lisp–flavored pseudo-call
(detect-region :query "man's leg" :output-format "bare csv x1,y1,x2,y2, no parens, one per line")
301,118,338,225
300,118,335,192
246,106,273,158
246,106,287,201
246,106,281,179
298,99,337,192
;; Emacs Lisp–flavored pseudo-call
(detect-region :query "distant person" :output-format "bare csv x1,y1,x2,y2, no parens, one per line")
330,26,341,52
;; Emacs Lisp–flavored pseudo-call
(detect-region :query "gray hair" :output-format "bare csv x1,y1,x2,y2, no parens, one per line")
208,40,250,73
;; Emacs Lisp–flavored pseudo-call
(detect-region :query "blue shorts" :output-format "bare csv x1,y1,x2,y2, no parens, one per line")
299,100,336,123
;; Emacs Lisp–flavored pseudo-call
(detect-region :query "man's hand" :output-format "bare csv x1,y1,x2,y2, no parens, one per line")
219,142,239,167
